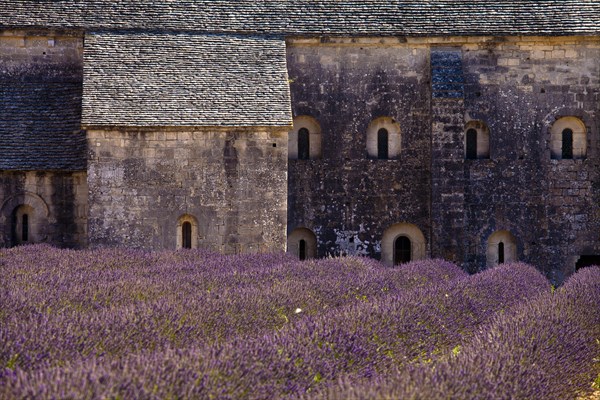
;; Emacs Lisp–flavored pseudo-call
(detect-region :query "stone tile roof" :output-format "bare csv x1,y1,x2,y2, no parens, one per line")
82,32,291,127
0,82,86,171
0,1,599,35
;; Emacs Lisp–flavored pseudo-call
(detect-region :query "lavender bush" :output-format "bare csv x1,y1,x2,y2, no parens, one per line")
0,246,464,372
318,266,600,400
1,245,597,399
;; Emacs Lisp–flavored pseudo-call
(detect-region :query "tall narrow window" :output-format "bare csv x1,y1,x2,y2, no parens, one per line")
498,242,505,264
377,128,389,159
182,221,192,249
22,214,29,242
298,128,310,160
299,239,307,260
466,128,477,159
562,128,573,159
394,236,411,265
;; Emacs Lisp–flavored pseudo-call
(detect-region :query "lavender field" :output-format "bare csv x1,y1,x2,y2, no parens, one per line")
1,245,599,399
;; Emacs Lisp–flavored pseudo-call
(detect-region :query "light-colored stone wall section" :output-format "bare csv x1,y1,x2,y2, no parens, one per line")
366,117,402,159
380,222,427,266
87,128,288,253
288,116,322,160
287,227,317,259
549,116,587,160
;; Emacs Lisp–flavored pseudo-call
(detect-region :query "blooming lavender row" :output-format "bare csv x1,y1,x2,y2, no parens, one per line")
318,266,600,400
0,245,562,399
0,245,465,373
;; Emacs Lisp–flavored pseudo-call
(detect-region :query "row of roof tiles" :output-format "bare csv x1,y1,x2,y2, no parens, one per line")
82,33,291,127
1,1,599,36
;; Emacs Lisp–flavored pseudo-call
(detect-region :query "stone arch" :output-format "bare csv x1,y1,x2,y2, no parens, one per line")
367,117,401,159
0,192,50,246
287,227,317,260
549,116,586,160
487,230,517,267
176,214,199,249
381,223,426,266
464,120,490,159
288,116,322,160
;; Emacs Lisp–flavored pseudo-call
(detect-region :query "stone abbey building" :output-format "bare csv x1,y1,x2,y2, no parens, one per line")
1,1,599,282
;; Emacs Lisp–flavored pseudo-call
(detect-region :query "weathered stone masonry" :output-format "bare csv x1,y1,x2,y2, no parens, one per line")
0,30,87,248
1,2,599,283
286,36,600,281
86,128,287,253
287,39,431,259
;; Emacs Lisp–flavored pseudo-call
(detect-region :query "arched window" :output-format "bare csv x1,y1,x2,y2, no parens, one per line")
11,204,35,245
367,117,401,159
498,242,504,264
464,121,490,159
377,128,389,159
298,128,310,160
182,221,192,249
287,227,317,260
177,215,198,249
394,235,411,264
487,230,517,267
466,128,478,159
22,213,29,242
550,117,586,160
1,193,49,247
381,223,426,266
299,239,307,260
561,128,573,159
289,116,322,160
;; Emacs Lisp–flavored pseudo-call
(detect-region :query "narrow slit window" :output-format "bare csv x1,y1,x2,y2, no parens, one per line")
298,128,310,160
377,128,389,160
394,236,411,265
22,214,29,242
562,128,573,159
498,242,505,264
466,128,477,159
182,221,192,249
299,239,307,260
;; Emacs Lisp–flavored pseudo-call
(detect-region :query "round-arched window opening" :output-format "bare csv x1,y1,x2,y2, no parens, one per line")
21,213,29,242
299,239,307,260
561,128,574,159
289,116,322,160
487,230,517,267
498,242,505,264
464,121,490,160
394,235,411,265
177,215,199,250
298,128,310,160
377,128,389,159
366,117,401,160
287,227,317,260
182,221,192,249
466,128,478,159
550,117,586,160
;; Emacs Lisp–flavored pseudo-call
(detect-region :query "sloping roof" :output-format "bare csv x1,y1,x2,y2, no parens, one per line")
82,32,291,127
0,1,599,36
0,82,86,171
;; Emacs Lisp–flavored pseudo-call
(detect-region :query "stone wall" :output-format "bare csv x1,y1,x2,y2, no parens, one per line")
286,38,432,259
0,30,87,248
450,36,599,281
86,128,288,252
0,171,88,247
287,36,600,281
0,30,86,170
